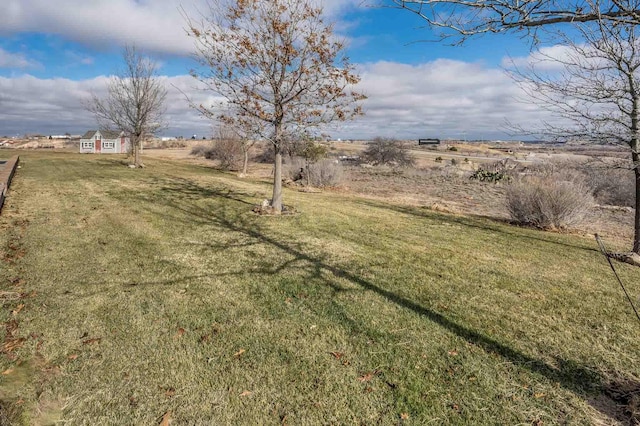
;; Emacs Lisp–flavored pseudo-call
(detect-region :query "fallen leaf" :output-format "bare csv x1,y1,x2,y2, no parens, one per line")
3,338,26,352
534,392,546,399
358,371,376,382
400,412,410,420
234,348,246,358
82,337,102,345
2,368,14,375
175,328,186,338
12,304,24,316
329,351,344,359
67,354,78,360
164,388,176,398
447,350,458,356
239,390,252,397
159,411,171,426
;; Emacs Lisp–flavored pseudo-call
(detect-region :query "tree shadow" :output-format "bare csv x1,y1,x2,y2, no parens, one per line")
354,198,598,253
115,175,634,421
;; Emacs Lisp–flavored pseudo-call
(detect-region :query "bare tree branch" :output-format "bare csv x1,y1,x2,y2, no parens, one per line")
88,45,167,167
385,0,640,43
505,8,640,253
186,0,365,212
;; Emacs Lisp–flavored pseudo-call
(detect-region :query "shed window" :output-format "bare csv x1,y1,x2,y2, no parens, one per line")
81,141,93,149
103,141,115,149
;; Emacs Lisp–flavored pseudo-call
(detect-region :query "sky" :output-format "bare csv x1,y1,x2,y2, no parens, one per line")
0,0,558,140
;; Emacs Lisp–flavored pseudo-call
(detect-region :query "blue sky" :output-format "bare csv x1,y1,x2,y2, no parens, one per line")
0,0,550,139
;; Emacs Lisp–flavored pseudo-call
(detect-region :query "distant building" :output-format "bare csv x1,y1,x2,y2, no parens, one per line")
80,130,130,154
418,138,441,146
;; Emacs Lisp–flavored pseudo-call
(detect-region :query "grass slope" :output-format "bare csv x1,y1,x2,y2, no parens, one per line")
0,152,639,425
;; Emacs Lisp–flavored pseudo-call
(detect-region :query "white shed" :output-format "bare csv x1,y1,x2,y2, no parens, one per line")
80,130,130,154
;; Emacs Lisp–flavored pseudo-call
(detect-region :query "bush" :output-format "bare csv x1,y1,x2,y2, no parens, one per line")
206,139,243,170
190,144,209,157
583,165,634,207
449,146,458,152
435,156,443,163
470,168,507,183
285,157,342,187
362,137,415,167
505,176,594,230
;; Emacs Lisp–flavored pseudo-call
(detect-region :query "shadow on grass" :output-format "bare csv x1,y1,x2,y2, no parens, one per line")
120,175,629,420
354,198,598,253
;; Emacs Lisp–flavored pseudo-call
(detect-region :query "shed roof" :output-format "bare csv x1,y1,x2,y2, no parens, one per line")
81,130,124,139
81,130,96,139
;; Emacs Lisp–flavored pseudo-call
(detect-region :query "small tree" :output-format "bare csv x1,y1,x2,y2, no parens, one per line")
362,137,415,166
506,12,640,263
89,45,166,168
187,0,364,212
298,140,329,186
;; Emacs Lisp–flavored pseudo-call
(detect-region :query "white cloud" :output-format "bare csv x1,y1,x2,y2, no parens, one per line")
347,59,555,140
501,44,582,73
0,74,215,137
0,48,41,69
0,0,363,56
0,59,557,139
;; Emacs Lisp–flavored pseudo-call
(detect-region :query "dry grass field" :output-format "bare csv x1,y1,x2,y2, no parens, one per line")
0,151,638,425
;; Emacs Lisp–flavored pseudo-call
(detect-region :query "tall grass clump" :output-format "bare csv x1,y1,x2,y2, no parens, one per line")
506,175,594,230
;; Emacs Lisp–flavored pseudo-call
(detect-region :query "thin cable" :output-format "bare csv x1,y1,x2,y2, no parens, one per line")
595,234,640,324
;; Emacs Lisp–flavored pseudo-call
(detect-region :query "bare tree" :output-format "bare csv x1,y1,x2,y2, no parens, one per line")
186,0,365,213
214,119,258,176
89,46,167,168
386,0,640,42
506,15,640,263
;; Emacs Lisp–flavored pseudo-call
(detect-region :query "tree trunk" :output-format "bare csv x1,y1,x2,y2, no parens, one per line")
134,137,142,168
272,148,283,212
243,148,249,175
633,151,640,254
631,93,639,254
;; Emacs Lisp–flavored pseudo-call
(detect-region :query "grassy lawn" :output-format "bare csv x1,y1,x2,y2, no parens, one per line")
0,151,639,425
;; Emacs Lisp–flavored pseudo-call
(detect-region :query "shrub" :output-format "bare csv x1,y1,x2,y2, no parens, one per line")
505,176,594,230
583,165,634,207
285,157,342,187
435,156,443,163
470,168,507,183
190,144,209,157
449,146,458,152
207,138,243,170
361,137,415,167
255,139,300,163
451,158,458,166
